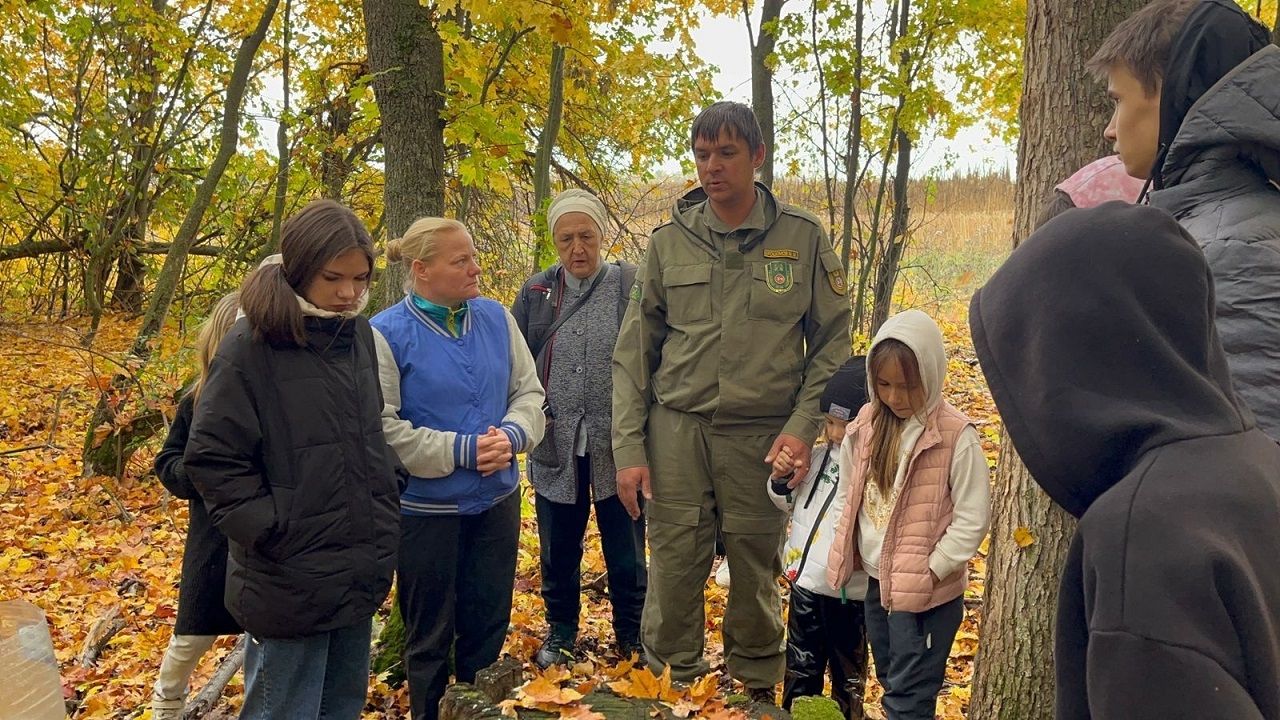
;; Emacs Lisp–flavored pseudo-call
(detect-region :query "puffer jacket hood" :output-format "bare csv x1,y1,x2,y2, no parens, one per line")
867,309,947,416
969,202,1252,518
1145,31,1280,438
1154,1,1276,189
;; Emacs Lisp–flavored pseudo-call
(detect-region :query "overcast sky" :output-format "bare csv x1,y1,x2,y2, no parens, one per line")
680,12,1018,178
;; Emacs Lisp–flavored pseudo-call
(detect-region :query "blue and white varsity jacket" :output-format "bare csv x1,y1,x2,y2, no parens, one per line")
371,296,545,515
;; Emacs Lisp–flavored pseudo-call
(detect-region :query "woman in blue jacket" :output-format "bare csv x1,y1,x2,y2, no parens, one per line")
371,216,544,720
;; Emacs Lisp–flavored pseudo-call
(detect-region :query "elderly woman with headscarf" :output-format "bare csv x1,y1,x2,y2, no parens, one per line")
511,189,646,668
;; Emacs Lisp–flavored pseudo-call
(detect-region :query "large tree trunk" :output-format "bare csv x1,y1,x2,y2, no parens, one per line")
748,0,785,188
81,0,281,477
968,0,1145,716
363,0,446,312
531,43,566,274
361,0,447,670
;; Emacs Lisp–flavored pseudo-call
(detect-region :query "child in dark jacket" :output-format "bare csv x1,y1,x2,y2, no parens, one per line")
768,356,871,718
150,291,241,720
185,200,402,720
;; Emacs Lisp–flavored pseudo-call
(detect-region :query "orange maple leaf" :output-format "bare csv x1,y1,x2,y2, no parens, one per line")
688,672,720,707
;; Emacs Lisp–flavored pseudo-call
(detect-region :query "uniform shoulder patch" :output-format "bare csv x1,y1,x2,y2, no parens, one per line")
818,249,847,296
828,269,847,296
629,284,642,302
763,248,801,261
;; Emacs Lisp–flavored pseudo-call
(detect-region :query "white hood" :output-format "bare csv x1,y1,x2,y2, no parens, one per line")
866,309,947,414
242,253,370,320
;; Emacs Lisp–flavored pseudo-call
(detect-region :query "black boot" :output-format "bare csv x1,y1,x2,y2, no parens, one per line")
746,685,779,706
535,624,577,669
615,627,643,662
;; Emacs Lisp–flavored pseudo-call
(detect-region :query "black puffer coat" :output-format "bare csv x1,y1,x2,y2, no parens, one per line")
154,393,241,636
185,315,401,639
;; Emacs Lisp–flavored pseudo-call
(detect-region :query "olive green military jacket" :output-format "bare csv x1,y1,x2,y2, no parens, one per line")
611,183,852,470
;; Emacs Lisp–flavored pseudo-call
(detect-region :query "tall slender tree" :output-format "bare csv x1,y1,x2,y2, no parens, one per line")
969,0,1145,716
81,0,283,477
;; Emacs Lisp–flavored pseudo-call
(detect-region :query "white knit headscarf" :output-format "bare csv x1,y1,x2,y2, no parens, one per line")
547,189,608,237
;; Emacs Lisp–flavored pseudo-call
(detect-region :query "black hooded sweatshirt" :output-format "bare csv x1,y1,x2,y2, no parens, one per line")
969,202,1280,719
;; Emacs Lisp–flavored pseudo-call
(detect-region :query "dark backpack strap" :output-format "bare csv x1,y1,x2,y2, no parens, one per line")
521,266,560,359
617,261,638,326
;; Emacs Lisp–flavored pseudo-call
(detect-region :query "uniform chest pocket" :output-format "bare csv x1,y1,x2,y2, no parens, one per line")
749,262,810,323
662,264,713,325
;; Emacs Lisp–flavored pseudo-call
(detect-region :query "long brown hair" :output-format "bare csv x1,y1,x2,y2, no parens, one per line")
866,338,925,495
239,199,374,347
190,291,240,401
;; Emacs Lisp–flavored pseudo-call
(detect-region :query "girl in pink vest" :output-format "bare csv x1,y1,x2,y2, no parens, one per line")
827,309,990,719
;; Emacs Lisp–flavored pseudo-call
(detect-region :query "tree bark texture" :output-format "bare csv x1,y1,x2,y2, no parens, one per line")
268,0,292,256
868,127,910,335
362,0,446,312
839,0,864,289
750,0,785,188
968,0,1145,717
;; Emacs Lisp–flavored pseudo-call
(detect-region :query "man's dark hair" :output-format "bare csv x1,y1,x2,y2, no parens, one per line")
690,101,765,153
1086,0,1199,95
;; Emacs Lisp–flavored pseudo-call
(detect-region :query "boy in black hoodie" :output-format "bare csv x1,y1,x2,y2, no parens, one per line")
969,202,1280,718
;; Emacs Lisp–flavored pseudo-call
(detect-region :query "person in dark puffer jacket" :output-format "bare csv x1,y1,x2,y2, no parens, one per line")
150,291,242,720
185,199,402,720
1087,0,1280,438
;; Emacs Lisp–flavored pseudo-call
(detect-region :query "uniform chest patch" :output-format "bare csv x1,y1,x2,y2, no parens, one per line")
766,260,794,294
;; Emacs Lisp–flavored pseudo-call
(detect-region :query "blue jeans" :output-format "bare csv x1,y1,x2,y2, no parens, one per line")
239,619,373,720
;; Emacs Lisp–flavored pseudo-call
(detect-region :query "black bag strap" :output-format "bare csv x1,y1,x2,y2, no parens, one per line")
791,448,837,586
530,265,608,361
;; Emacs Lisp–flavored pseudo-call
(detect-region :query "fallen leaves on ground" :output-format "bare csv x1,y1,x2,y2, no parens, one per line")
2,298,1000,718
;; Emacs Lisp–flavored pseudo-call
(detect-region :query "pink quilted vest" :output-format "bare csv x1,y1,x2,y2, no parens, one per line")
827,401,974,612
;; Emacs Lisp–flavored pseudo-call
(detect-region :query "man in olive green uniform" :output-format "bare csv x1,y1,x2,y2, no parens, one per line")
611,102,851,699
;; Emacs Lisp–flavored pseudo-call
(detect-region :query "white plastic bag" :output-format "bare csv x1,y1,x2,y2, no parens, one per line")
0,600,65,720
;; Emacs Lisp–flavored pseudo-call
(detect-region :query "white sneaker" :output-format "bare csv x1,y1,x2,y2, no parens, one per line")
715,560,731,588
151,695,184,720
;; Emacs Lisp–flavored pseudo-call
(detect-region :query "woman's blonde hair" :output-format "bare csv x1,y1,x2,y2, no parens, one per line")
865,338,925,495
386,217,469,291
190,291,240,401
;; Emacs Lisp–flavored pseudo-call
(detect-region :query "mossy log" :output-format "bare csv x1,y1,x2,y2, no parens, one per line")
439,659,791,720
